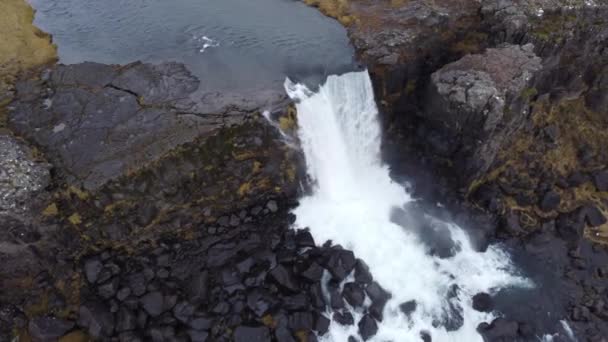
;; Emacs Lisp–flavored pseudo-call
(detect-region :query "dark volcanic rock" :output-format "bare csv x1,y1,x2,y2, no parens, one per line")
477,318,519,341
140,291,164,317
288,312,314,331
324,248,356,281
28,317,74,341
472,293,494,313
539,191,561,212
233,326,270,342
334,311,355,326
314,314,330,335
425,44,542,184
592,170,608,192
84,257,103,284
188,271,209,303
399,300,417,317
354,259,373,285
116,308,137,332
357,315,378,341
342,282,365,308
301,262,324,282
269,265,299,293
78,302,115,339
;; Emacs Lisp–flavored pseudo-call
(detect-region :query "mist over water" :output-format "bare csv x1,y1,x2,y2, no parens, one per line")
285,71,533,341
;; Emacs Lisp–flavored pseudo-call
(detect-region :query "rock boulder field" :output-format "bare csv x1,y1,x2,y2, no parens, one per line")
1,0,608,341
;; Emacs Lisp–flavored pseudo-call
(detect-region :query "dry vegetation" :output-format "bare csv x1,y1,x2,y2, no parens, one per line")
0,0,56,109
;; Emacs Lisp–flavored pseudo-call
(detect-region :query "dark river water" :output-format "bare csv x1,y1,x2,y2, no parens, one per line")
29,0,356,97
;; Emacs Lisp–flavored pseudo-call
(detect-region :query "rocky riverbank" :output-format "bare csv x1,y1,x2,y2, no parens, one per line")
304,0,608,340
2,0,608,341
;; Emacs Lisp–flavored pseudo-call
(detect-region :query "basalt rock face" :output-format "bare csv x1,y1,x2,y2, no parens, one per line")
0,61,303,341
423,44,542,185
6,61,302,246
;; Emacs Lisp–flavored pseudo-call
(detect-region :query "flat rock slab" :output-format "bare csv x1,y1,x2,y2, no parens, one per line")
8,61,249,190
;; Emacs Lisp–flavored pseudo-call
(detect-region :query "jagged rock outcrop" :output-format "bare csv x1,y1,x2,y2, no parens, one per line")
423,44,542,184
1,61,303,339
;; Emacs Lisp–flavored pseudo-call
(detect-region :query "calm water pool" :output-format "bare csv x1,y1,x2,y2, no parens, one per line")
29,0,355,96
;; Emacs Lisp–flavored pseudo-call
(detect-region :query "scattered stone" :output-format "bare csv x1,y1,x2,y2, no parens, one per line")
324,249,356,281
581,205,607,227
140,291,164,317
127,273,147,297
354,259,373,285
78,302,115,339
334,311,354,326
301,263,324,282
358,315,378,341
342,282,365,308
472,293,494,313
84,258,103,284
269,265,299,293
97,278,119,299
592,170,608,192
188,330,209,342
28,317,74,341
314,314,330,335
539,191,561,212
399,300,417,317
116,288,131,302
296,230,316,248
116,308,136,332
288,312,313,331
477,318,518,341
189,317,213,331
266,200,279,213
420,330,432,342
188,271,209,303
234,326,270,342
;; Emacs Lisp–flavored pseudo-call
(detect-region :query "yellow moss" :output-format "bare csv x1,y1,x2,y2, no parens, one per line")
451,32,488,55
405,79,417,95
232,150,257,161
68,213,82,225
18,330,32,342
303,0,354,25
252,161,263,174
390,0,408,6
42,203,59,216
238,181,252,197
68,186,90,200
0,0,57,91
261,314,276,328
59,331,89,342
472,96,608,243
25,292,50,317
295,331,308,342
521,87,538,100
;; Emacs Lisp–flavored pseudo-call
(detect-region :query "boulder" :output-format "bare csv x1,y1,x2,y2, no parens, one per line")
77,302,115,339
233,326,270,342
357,315,378,341
424,44,542,185
472,293,494,313
28,317,74,341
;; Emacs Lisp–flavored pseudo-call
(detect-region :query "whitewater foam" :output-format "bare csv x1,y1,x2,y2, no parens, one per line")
285,71,533,341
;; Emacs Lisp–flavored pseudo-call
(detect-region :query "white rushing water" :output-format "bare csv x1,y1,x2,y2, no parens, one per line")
284,71,533,341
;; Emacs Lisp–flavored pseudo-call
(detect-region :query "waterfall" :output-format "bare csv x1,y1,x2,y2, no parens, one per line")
285,71,532,341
